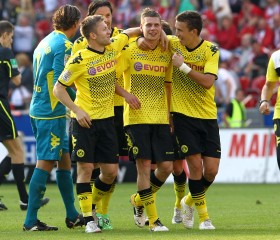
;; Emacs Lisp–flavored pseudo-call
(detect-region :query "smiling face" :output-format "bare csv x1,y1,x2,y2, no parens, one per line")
94,6,112,31
175,21,196,47
141,16,162,42
93,20,112,47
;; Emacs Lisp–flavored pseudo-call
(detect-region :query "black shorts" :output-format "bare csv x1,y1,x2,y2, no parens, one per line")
70,117,119,164
0,98,18,141
173,113,221,158
114,106,128,156
124,124,174,163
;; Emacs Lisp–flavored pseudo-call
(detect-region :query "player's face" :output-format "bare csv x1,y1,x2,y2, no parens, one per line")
2,31,13,49
94,6,112,31
141,17,162,42
95,20,112,46
175,21,196,47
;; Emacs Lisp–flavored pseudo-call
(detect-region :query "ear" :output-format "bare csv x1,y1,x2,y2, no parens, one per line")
89,31,96,40
140,24,143,33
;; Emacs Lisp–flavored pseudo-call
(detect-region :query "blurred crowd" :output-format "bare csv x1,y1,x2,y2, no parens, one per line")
1,0,280,110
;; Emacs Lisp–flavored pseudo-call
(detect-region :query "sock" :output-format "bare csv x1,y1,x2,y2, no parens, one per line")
56,169,79,220
76,182,93,224
12,163,28,203
134,171,164,205
173,170,186,208
90,168,102,214
189,178,209,223
24,168,48,227
101,178,116,215
138,187,157,226
0,156,11,184
184,175,213,207
92,176,112,206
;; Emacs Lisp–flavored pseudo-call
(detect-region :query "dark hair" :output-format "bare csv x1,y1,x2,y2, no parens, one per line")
0,20,14,37
80,15,105,40
52,5,81,31
87,0,113,16
176,11,202,35
161,20,173,35
141,7,161,22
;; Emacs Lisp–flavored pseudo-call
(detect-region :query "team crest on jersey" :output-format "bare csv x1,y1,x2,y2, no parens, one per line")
70,52,83,65
61,70,72,82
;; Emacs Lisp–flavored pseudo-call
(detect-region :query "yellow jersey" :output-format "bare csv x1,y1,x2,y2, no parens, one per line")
58,33,129,120
169,36,219,119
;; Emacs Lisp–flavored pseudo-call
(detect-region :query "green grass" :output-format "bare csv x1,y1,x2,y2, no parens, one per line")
0,183,279,240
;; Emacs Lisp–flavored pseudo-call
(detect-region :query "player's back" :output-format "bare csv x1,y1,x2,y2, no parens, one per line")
30,31,72,119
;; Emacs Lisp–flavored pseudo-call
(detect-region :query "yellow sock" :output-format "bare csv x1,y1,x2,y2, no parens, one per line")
92,184,107,206
174,180,186,208
77,191,92,217
139,188,158,226
192,191,209,223
101,182,115,214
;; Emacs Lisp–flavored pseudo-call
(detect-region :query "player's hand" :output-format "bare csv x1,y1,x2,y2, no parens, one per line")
172,52,184,68
125,93,141,110
75,108,92,128
137,37,153,50
259,102,270,115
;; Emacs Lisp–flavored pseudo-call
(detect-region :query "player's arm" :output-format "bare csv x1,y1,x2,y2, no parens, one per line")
53,81,91,128
137,30,168,51
115,83,141,110
172,52,215,89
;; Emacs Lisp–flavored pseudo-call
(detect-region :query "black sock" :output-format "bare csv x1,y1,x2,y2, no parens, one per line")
0,156,12,184
12,163,28,203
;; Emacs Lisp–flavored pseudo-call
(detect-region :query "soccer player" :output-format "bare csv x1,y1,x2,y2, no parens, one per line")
170,10,220,230
53,15,141,234
23,5,83,231
259,49,280,171
0,20,49,211
120,8,174,232
71,1,123,230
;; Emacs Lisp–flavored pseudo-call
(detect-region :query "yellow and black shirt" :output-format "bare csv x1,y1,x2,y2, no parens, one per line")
58,33,129,120
169,36,219,119
119,41,173,126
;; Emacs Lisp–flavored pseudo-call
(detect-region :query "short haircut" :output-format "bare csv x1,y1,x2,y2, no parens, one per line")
141,7,161,23
176,11,202,35
161,20,173,35
52,4,81,31
87,0,113,16
0,20,14,37
80,15,105,40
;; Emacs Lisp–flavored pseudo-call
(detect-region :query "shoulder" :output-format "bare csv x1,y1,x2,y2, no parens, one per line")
112,27,123,37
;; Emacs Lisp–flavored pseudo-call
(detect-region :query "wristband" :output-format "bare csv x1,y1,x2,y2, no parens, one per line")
259,100,268,106
179,63,191,74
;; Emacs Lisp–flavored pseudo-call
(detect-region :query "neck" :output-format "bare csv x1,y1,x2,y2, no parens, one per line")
88,41,105,52
187,36,202,49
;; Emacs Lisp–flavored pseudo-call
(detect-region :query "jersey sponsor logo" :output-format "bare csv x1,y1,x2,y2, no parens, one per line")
134,62,167,72
10,59,18,68
88,60,117,75
61,70,72,82
70,52,83,65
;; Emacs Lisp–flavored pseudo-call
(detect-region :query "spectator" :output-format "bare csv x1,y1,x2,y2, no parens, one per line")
264,0,280,28
216,15,239,50
273,14,280,49
244,39,269,80
215,60,238,107
9,53,33,110
222,88,247,128
254,17,275,50
13,13,35,60
212,0,232,25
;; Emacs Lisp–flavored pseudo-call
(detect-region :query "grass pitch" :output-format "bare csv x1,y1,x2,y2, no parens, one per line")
0,183,279,240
